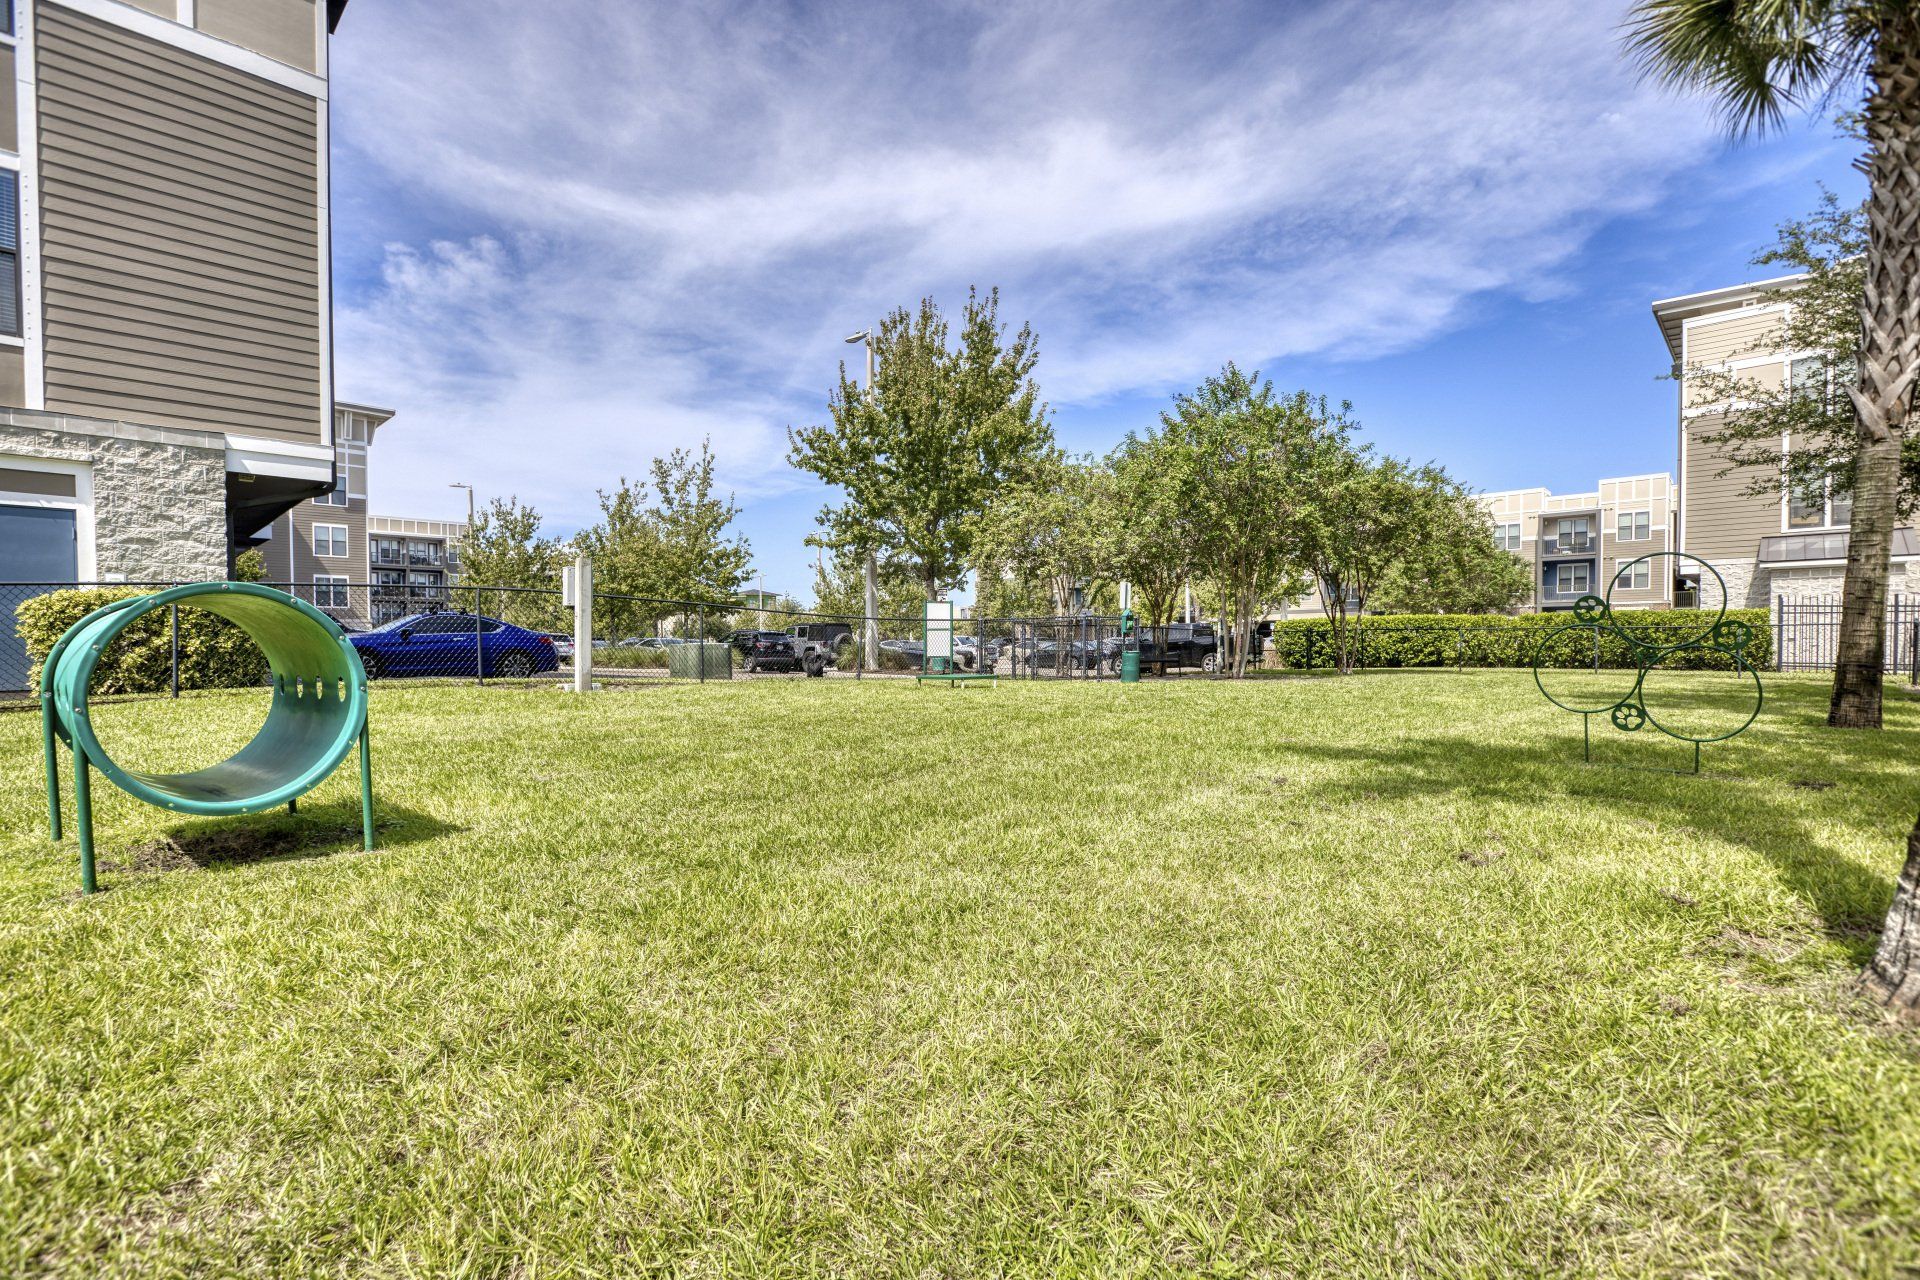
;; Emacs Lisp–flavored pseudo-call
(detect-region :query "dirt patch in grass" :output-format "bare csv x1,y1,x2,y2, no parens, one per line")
112,821,365,876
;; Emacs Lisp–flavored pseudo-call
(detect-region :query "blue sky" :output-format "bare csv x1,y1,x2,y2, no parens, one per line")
328,0,1864,601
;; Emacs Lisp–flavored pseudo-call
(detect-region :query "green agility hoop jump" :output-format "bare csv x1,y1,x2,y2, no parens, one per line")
1532,551,1762,773
40,582,375,894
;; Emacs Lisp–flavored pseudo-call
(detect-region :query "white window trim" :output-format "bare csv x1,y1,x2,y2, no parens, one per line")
0,452,94,576
312,522,349,558
313,573,349,608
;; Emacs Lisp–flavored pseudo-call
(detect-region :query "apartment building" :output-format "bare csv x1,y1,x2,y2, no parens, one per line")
0,0,349,590
1480,474,1675,612
367,515,464,625
255,400,391,622
1651,275,1918,605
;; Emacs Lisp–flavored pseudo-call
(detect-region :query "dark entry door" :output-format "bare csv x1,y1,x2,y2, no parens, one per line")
0,505,79,691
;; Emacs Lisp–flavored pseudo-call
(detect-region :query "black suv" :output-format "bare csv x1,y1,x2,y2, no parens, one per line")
1103,622,1223,674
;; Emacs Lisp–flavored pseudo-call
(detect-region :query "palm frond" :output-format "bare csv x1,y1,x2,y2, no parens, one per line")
1622,0,1862,137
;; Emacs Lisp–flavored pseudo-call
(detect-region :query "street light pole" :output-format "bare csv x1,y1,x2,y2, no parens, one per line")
846,329,880,670
449,483,475,604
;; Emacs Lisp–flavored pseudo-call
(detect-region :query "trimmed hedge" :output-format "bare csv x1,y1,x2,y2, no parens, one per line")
1266,607,1771,672
15,588,269,694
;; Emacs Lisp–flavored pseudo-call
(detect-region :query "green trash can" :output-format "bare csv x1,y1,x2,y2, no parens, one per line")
1120,648,1140,683
668,641,732,679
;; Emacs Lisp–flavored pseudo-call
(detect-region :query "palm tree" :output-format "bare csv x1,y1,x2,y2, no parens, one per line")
1626,3,1920,1009
1627,1,1919,731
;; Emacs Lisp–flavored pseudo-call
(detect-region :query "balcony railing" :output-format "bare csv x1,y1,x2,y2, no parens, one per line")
1545,534,1592,554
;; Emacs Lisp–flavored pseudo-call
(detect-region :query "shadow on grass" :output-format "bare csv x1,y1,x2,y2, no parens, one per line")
1293,718,1898,962
104,797,456,879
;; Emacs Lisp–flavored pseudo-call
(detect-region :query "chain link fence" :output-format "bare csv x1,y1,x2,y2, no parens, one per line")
18,577,1892,696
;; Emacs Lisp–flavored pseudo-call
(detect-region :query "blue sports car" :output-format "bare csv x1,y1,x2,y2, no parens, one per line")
349,612,560,679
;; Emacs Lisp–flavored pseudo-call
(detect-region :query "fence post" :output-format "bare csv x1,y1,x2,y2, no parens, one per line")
568,554,593,693
169,604,179,698
698,609,706,683
1774,594,1783,672
474,587,485,685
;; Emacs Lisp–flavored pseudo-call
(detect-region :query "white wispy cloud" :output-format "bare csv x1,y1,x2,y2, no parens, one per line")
330,0,1727,529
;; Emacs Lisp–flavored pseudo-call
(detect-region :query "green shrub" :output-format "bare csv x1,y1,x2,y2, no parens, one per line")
15,588,270,694
1265,607,1771,672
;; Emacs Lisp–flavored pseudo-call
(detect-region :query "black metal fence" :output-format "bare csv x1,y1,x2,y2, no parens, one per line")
1773,595,1918,674
6,579,1910,696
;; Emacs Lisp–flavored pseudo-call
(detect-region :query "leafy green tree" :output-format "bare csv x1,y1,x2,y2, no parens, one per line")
231,547,266,583
1142,366,1344,675
459,496,565,633
788,288,1054,600
808,544,924,625
1294,450,1462,673
1370,492,1535,616
461,496,561,593
576,439,751,610
1625,1,1920,730
1107,433,1196,629
970,451,1117,616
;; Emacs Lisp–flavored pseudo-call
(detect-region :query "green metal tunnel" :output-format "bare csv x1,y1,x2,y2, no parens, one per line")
40,582,374,893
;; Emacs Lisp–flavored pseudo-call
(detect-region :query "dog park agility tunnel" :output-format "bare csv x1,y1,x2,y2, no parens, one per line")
39,582,374,894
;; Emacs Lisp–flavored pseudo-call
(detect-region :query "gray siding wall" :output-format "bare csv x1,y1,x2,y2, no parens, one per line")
34,3,322,445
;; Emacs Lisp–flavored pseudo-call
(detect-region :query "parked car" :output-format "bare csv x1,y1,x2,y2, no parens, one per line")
729,628,790,659
953,634,1005,670
352,613,559,679
543,632,576,661
1025,640,1102,672
1101,622,1225,674
744,631,831,676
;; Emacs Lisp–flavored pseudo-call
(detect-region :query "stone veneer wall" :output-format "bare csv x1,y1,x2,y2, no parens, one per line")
0,410,227,581
1703,557,1920,607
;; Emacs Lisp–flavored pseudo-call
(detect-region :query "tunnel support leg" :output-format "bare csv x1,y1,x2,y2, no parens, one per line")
359,720,375,852
73,745,96,895
42,697,61,843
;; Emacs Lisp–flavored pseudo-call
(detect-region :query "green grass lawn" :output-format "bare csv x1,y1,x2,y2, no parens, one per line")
2,671,1918,1278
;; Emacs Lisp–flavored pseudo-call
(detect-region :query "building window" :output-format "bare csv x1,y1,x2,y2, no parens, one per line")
314,576,349,609
1787,472,1851,530
1613,561,1650,591
1615,510,1650,541
372,536,403,566
1555,563,1590,596
1550,517,1590,552
312,523,348,558
0,169,20,339
314,488,349,508
1493,521,1521,551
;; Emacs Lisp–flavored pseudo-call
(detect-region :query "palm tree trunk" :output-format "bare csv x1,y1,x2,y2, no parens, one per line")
1865,809,1920,1013
1833,28,1920,729
1860,21,1920,1011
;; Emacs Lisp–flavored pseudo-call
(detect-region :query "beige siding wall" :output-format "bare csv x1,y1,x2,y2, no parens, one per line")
1684,307,1786,366
196,0,319,73
0,45,16,153
34,3,322,445
1682,415,1778,561
0,349,23,407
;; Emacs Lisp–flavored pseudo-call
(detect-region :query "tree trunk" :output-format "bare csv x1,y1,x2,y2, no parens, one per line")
1864,808,1920,1013
1833,29,1920,729
1859,22,1920,1012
